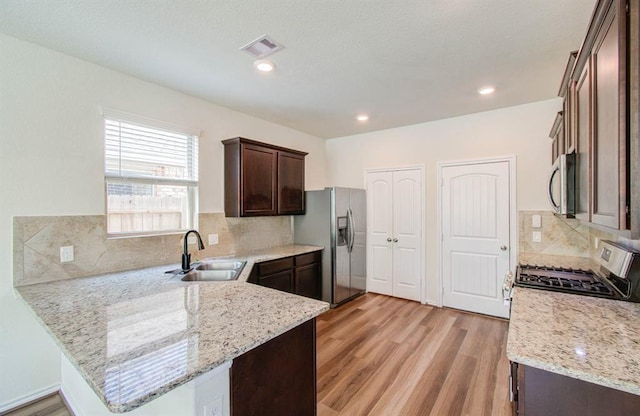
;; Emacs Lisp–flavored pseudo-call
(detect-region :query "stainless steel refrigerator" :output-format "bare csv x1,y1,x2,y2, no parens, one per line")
294,187,366,306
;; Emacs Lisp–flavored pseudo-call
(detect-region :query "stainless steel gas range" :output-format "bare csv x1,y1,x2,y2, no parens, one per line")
506,240,640,303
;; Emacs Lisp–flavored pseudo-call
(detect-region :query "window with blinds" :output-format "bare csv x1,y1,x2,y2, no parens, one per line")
104,112,199,236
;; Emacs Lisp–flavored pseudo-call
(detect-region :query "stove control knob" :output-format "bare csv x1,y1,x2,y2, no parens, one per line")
500,245,508,251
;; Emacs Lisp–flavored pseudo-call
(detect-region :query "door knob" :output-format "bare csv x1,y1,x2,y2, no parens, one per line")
500,245,508,251
393,238,398,243
387,237,392,242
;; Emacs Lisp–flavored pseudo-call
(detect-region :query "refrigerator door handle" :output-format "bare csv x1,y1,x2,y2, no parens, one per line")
347,208,355,253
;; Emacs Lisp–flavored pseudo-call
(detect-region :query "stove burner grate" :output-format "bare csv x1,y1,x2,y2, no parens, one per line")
516,264,615,298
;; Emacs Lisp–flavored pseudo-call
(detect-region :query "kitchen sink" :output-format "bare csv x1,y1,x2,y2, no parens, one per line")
195,261,245,271
169,260,246,282
181,269,239,281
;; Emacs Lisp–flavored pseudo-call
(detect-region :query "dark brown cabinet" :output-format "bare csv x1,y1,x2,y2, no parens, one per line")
249,251,322,300
510,362,640,415
223,137,307,217
231,318,317,415
554,0,639,236
277,150,306,215
575,60,592,221
590,0,627,229
549,112,564,164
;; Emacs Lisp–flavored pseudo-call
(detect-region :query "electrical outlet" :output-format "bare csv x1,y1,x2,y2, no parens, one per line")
60,246,74,263
208,234,219,245
532,214,542,228
532,231,542,243
204,397,223,416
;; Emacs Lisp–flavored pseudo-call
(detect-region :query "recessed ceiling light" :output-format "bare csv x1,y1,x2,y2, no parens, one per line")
356,114,369,122
478,86,496,95
254,60,275,72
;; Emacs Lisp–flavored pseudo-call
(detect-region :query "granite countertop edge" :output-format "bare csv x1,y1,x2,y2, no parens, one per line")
15,244,329,413
507,284,640,397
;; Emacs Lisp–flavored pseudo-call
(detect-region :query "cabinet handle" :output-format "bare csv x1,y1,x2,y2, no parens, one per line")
387,237,392,242
393,238,398,243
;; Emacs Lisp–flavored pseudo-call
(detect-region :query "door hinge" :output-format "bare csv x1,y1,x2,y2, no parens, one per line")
626,205,630,215
626,1,629,14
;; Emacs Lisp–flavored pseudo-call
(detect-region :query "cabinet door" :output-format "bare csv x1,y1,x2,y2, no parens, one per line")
565,83,577,153
231,319,316,416
516,363,640,415
241,143,277,216
591,0,627,229
258,269,294,293
575,60,592,221
294,263,321,299
277,151,305,215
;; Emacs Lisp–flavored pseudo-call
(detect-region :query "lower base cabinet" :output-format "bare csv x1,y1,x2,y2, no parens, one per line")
511,362,640,415
231,319,317,415
249,251,322,300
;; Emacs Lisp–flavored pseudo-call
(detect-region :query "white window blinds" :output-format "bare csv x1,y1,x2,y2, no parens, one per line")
105,119,198,185
103,109,200,236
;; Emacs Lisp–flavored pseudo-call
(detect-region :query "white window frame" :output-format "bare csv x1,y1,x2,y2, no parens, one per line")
102,107,201,237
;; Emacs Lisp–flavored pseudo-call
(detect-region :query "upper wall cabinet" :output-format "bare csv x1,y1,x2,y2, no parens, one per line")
555,0,639,236
223,137,307,217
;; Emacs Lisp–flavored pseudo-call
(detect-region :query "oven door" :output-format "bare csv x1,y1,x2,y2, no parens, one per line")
548,153,575,216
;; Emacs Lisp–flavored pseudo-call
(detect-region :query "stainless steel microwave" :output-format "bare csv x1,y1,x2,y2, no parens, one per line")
548,152,575,216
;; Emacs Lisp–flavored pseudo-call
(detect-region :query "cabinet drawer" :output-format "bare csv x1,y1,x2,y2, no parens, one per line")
295,251,321,267
258,257,294,276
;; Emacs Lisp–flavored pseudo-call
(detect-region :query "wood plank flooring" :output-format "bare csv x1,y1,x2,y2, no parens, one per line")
1,392,72,416
317,293,511,416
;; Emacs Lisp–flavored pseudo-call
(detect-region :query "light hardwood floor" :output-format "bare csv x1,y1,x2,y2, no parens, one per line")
1,392,72,416
316,293,511,416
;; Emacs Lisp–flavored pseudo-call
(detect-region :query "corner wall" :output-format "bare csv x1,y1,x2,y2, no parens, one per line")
0,33,328,409
325,99,562,303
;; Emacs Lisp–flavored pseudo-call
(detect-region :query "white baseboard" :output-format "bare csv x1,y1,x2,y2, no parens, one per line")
0,383,61,413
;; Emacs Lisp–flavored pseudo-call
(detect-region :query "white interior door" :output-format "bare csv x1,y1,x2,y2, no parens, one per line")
391,170,422,302
366,171,393,296
441,161,511,318
367,168,423,302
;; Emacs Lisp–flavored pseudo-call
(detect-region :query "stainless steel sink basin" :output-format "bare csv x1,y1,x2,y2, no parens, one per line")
180,269,239,281
169,260,246,282
195,261,245,271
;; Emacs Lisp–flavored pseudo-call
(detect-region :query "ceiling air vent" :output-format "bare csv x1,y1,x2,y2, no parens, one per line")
240,35,284,59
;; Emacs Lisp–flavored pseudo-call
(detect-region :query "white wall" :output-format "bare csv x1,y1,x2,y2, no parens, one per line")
325,99,561,303
0,33,328,409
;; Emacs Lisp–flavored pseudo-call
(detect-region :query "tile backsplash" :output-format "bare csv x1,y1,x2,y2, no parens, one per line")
519,211,590,258
13,213,293,286
519,210,640,261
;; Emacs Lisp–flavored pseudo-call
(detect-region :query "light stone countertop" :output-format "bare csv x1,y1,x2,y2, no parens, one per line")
16,244,329,413
507,287,640,395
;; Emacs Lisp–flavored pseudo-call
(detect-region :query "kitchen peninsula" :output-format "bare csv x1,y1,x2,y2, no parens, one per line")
15,245,329,415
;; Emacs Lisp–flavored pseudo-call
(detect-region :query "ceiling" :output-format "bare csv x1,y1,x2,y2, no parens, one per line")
0,0,596,139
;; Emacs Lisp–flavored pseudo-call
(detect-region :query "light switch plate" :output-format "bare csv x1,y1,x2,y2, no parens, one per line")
532,214,542,228
60,246,74,263
532,231,542,243
208,234,219,245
